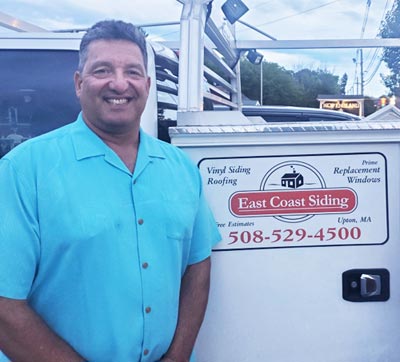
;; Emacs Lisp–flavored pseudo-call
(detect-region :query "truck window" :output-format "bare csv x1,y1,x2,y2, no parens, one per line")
0,50,80,158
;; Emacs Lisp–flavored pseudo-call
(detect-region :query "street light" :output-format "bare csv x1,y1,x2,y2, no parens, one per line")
246,49,264,105
221,0,249,24
246,49,263,65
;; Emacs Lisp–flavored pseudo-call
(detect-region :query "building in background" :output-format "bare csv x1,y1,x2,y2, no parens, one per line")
364,104,400,121
317,95,365,117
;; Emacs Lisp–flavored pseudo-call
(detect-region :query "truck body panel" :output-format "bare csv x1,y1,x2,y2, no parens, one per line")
170,120,400,361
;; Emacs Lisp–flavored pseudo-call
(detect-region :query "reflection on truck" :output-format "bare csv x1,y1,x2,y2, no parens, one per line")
0,49,81,158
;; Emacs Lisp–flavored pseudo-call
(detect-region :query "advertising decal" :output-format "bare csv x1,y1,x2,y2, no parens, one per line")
199,152,388,251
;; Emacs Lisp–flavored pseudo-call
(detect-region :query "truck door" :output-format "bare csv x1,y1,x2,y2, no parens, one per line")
172,121,400,362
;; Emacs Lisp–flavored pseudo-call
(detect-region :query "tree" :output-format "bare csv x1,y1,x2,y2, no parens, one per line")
340,73,348,95
240,58,263,102
293,68,340,107
379,0,400,97
261,62,303,105
240,58,341,107
364,96,378,116
240,59,302,105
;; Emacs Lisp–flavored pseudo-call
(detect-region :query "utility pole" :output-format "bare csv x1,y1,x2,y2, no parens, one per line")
353,49,364,96
358,0,370,96
352,56,359,95
360,49,364,96
260,61,263,105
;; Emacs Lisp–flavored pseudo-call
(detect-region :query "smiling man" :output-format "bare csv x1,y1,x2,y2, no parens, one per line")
0,20,220,362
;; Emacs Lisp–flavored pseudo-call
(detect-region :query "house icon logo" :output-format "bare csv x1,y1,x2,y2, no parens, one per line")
228,159,358,224
281,166,304,189
260,160,325,191
260,160,326,223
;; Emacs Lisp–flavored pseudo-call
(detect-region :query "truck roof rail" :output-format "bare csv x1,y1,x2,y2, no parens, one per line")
177,0,242,118
0,10,48,32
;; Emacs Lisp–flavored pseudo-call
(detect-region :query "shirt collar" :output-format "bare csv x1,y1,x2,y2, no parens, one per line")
71,112,166,166
71,113,108,161
129,127,165,180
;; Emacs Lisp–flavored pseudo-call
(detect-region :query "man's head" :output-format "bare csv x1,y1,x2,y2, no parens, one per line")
74,20,151,139
78,20,148,73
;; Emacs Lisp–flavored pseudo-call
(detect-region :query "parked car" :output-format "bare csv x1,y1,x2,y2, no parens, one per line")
242,105,362,123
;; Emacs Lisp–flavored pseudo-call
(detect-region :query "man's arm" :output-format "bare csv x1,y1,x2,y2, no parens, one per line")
0,297,86,362
161,256,211,362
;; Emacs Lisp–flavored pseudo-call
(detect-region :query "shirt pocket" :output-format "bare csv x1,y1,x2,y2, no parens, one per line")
163,198,198,242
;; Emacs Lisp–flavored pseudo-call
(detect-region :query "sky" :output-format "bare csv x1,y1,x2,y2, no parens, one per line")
0,0,396,98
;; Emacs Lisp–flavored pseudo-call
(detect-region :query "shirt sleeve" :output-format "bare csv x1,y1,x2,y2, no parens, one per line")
187,174,221,265
0,158,40,299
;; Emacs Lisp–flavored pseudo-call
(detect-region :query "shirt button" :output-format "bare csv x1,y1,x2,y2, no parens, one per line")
138,218,144,225
142,262,149,269
145,306,152,313
143,349,149,356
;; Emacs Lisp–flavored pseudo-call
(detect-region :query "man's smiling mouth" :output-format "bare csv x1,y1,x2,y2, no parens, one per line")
106,98,129,105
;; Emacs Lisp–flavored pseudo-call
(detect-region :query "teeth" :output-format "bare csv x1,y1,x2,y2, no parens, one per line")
108,98,128,105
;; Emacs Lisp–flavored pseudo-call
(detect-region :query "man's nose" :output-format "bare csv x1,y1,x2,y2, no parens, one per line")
108,71,129,92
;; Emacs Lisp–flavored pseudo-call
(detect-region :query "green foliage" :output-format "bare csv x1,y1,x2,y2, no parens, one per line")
240,58,340,106
379,0,400,96
294,68,339,107
240,59,263,102
364,96,378,116
340,73,348,95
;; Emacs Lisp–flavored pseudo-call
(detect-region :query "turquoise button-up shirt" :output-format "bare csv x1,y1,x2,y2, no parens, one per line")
0,114,220,361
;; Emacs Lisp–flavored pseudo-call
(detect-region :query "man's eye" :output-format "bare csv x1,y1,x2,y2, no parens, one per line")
93,68,109,76
128,69,143,77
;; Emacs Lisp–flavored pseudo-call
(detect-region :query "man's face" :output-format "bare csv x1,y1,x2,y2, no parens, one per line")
74,39,150,136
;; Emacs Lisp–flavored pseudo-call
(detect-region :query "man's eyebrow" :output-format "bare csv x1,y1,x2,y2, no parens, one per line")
90,61,144,68
89,61,112,68
126,62,146,69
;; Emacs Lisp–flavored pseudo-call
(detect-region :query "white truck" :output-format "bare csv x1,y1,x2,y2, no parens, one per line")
1,2,400,361
0,25,180,154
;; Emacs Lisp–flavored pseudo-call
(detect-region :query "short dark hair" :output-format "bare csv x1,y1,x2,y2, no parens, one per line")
78,20,148,72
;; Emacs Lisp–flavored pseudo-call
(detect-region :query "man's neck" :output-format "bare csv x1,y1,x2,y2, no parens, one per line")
83,119,140,173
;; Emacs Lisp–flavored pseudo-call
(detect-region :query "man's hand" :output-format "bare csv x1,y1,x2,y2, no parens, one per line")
160,357,189,362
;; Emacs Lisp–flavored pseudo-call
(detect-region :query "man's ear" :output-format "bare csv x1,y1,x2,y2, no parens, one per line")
146,75,151,93
74,71,83,98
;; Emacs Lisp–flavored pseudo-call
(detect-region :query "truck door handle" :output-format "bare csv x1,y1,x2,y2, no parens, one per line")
360,274,381,297
342,268,390,302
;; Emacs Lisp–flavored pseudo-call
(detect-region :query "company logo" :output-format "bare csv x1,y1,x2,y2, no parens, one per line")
229,161,358,222
230,188,357,216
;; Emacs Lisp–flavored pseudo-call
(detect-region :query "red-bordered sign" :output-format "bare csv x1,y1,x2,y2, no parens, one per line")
230,188,357,217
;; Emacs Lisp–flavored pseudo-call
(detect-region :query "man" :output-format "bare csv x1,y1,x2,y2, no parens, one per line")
0,20,220,362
